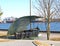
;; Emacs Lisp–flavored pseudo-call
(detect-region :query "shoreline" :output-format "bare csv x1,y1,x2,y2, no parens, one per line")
0,29,60,33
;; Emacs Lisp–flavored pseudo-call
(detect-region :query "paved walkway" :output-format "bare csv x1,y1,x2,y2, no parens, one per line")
0,40,34,46
0,40,60,46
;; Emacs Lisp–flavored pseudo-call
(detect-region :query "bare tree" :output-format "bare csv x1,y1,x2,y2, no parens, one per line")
33,0,60,40
0,8,3,20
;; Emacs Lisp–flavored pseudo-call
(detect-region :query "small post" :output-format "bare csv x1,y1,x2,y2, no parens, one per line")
50,44,54,46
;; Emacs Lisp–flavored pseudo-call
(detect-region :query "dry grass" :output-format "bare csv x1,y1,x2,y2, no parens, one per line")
0,31,7,36
0,31,16,42
50,37,60,41
0,31,11,42
0,39,10,42
33,40,50,46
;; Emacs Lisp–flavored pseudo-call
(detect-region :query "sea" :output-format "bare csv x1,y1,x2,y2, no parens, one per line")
0,22,60,32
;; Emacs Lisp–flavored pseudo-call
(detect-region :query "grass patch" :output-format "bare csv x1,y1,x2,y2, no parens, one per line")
0,39,10,42
0,31,11,42
32,40,50,46
21,37,37,40
0,31,8,39
29,37,37,40
0,31,7,36
50,37,60,41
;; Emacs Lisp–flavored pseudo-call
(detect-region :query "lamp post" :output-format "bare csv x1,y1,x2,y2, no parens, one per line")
30,0,32,30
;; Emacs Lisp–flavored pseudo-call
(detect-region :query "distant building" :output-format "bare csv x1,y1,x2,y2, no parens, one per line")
3,17,18,23
0,19,2,23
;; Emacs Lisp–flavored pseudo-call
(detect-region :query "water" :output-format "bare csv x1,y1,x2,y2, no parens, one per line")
25,22,60,32
0,23,12,30
0,22,60,32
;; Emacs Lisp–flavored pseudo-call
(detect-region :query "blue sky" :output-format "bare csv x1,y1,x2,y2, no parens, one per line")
0,0,60,19
0,0,35,19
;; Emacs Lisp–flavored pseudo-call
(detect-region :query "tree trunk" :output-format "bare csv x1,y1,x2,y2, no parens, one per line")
47,0,50,40
47,22,50,40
